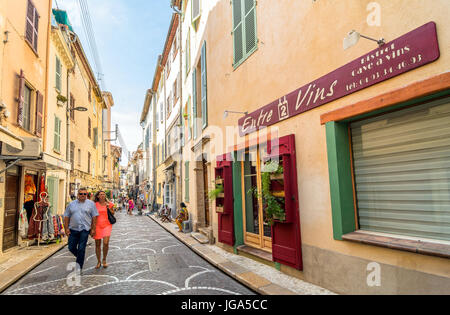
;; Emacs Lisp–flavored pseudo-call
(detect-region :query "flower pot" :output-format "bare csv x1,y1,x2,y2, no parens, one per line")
273,213,286,222
215,178,223,185
216,206,224,213
271,191,285,198
270,173,284,181
217,193,224,198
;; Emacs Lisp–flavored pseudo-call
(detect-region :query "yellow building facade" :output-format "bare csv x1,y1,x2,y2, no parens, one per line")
178,0,450,294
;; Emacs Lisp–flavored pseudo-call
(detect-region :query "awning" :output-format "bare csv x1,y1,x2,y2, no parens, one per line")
0,126,23,150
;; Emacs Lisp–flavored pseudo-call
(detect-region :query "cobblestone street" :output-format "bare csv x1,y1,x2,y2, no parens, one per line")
2,210,256,295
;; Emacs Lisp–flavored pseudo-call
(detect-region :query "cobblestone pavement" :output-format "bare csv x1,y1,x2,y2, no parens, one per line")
2,210,256,295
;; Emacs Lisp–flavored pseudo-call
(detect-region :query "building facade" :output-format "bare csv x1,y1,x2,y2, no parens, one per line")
171,0,450,294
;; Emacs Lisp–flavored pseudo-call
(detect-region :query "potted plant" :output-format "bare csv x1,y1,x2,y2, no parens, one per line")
215,176,223,185
216,204,224,213
208,183,224,200
57,94,67,107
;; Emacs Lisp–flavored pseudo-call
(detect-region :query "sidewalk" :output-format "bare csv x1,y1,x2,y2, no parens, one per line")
0,240,67,293
147,213,336,295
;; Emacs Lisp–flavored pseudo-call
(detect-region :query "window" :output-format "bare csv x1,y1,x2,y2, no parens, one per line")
55,56,62,92
88,82,92,102
160,102,164,124
158,183,161,197
192,0,201,24
88,118,91,138
78,149,81,166
93,96,96,116
349,99,450,241
173,80,178,104
93,127,98,148
53,116,61,152
70,142,75,169
70,94,75,120
22,85,32,132
25,0,39,52
185,161,189,202
185,28,191,78
232,0,257,68
88,152,91,174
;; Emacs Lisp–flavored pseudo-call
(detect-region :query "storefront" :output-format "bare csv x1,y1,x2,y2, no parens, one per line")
211,21,450,292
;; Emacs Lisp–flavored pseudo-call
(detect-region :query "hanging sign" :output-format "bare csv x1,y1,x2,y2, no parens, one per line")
239,22,440,136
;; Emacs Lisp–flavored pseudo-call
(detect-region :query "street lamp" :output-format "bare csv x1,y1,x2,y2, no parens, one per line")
71,106,88,112
343,30,386,50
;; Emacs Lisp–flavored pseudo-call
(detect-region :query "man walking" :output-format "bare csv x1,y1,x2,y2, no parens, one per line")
64,188,98,271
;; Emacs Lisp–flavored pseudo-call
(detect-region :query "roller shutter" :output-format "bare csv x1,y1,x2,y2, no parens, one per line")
350,97,450,241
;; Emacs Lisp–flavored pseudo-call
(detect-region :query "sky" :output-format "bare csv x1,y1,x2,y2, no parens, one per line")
53,0,173,165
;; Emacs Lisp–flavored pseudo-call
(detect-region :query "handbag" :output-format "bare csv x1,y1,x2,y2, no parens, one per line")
107,206,116,225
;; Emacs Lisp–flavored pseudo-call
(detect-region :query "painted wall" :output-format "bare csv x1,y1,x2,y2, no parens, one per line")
182,0,450,293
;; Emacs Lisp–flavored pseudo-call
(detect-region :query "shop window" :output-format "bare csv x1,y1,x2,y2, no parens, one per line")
350,98,450,241
325,94,450,245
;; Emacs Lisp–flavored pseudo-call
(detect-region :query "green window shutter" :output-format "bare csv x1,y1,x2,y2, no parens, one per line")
93,127,98,147
201,41,207,129
232,0,244,66
185,161,190,202
54,116,61,151
56,56,61,91
187,97,192,140
232,0,257,68
186,29,191,78
192,68,198,140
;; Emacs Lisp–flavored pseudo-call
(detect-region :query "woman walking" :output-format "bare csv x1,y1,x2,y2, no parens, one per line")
128,198,135,215
93,191,115,269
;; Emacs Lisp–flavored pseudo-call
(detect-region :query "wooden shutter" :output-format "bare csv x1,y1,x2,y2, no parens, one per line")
70,142,75,169
268,135,303,270
25,0,39,51
192,0,201,22
93,127,98,147
70,94,75,120
232,0,244,65
88,118,91,138
244,0,257,55
216,153,234,246
17,70,25,127
201,42,207,129
35,91,43,137
192,68,197,140
185,161,190,202
56,57,61,91
54,116,61,151
350,98,450,241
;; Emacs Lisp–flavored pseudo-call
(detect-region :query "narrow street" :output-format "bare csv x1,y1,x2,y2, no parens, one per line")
2,210,255,295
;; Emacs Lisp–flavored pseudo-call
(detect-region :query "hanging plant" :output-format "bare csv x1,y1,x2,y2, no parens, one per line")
208,183,224,200
57,94,68,104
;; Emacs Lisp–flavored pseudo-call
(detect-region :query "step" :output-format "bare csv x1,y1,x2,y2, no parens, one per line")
198,227,215,244
191,232,209,244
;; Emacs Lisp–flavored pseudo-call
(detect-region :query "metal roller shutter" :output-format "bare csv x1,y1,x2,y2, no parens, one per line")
351,97,450,241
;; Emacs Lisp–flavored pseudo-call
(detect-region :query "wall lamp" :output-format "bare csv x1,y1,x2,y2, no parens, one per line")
69,106,88,112
343,30,386,50
223,110,248,120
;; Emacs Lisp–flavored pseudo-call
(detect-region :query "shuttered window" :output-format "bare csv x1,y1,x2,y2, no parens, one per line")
185,28,191,77
192,68,197,140
25,0,39,52
88,118,91,138
55,56,62,91
23,85,32,132
35,91,43,137
351,97,450,241
185,161,190,202
201,42,208,129
54,116,61,152
70,94,75,120
192,0,201,23
232,0,257,69
93,127,98,148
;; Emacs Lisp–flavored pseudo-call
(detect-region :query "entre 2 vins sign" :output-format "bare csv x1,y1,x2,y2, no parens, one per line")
238,22,440,136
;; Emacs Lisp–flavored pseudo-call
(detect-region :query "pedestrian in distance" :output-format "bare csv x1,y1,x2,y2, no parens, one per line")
137,198,143,216
93,191,115,269
128,198,135,215
64,188,98,272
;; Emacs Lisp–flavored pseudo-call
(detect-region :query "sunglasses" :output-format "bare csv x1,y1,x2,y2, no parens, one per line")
79,193,88,196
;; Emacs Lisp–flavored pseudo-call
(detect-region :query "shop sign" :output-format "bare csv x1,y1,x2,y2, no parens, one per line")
239,22,440,136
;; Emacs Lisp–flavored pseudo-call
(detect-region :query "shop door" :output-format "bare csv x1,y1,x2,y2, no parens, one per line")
203,159,210,227
3,166,20,251
241,145,272,252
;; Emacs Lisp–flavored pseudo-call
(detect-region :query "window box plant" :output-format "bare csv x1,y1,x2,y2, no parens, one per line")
208,183,224,200
57,94,67,107
216,205,224,213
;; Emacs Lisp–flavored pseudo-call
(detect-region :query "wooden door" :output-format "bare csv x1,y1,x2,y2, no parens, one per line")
202,159,210,227
3,168,20,251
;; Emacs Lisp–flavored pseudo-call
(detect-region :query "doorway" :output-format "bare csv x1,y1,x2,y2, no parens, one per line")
202,158,210,227
3,166,20,251
241,145,272,252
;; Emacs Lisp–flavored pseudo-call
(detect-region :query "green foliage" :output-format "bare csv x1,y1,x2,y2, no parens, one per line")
248,160,286,226
208,183,224,200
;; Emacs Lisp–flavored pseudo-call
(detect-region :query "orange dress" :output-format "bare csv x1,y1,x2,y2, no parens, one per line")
94,202,113,240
